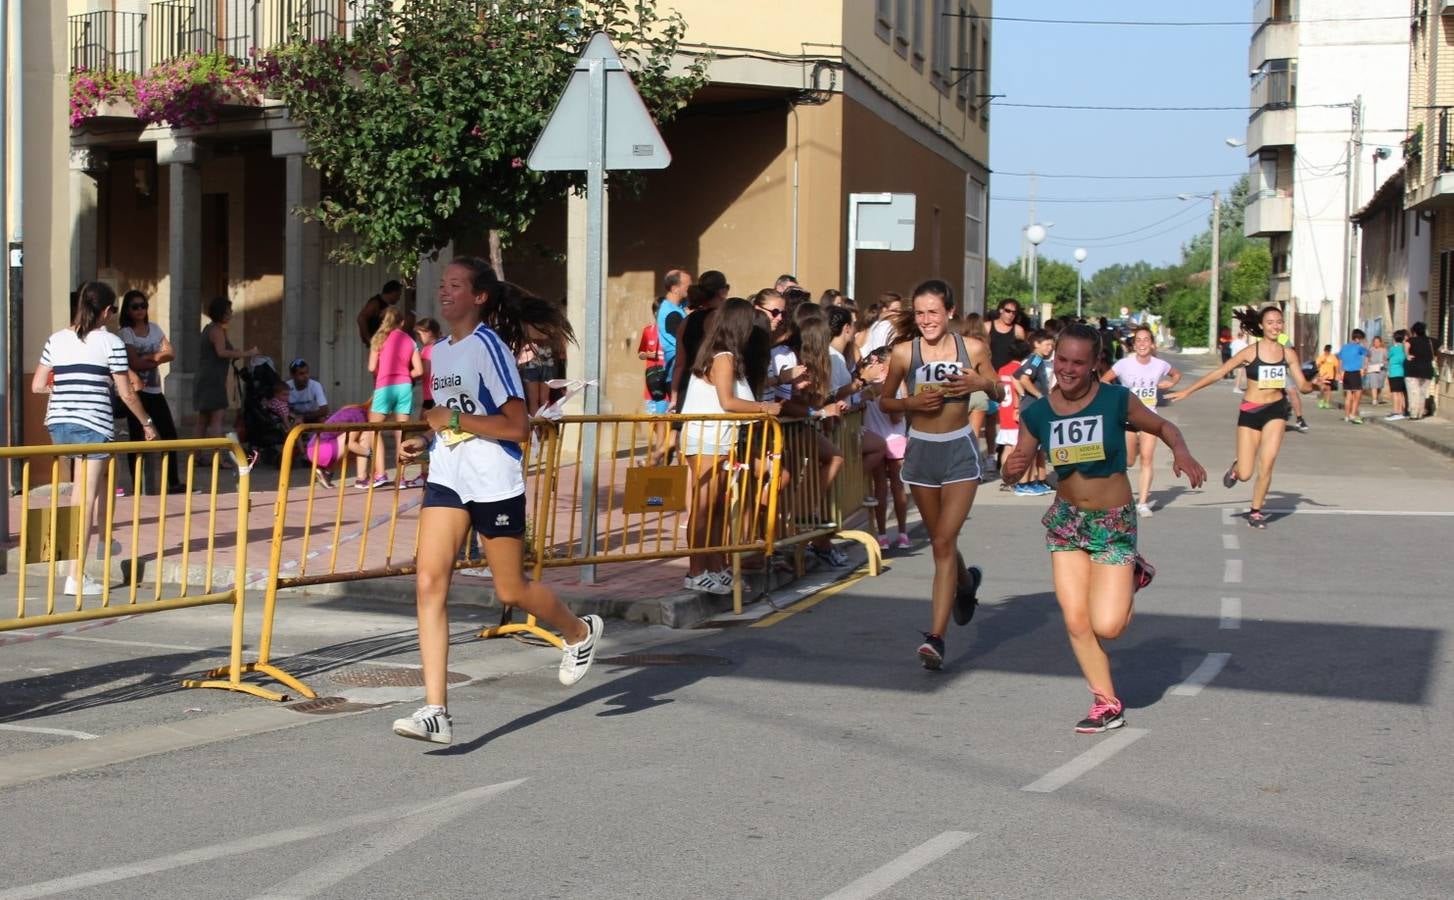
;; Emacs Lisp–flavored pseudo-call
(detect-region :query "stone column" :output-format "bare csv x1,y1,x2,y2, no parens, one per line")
157,137,203,425
68,148,108,291
272,128,321,373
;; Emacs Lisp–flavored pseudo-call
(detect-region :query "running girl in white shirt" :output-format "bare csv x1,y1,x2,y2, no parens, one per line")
391,257,602,745
1101,325,1181,517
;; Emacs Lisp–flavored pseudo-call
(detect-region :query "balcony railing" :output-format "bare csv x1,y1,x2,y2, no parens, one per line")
69,10,148,74
143,1,384,69
1250,67,1295,115
1440,108,1454,174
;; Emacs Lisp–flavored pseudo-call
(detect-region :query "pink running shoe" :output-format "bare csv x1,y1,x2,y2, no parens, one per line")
895,534,911,550
1133,554,1155,592
1075,695,1125,734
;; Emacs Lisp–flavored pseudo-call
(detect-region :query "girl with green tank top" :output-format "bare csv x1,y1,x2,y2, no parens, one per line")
1004,324,1206,735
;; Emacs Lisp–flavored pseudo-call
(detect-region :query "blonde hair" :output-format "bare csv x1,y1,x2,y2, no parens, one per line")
370,305,404,352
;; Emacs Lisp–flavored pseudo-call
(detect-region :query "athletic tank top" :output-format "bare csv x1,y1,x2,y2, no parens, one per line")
906,334,972,403
988,323,1017,370
1242,342,1289,390
1020,384,1132,480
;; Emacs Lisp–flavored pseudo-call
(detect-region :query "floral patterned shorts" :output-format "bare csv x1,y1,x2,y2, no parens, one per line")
1041,497,1138,566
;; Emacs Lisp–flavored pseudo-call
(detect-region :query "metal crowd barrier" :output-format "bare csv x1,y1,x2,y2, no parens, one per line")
0,437,279,699
529,413,783,614
776,409,882,576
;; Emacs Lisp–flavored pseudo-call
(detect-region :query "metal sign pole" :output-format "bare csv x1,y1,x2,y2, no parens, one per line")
578,56,606,586
846,195,859,301
0,0,10,568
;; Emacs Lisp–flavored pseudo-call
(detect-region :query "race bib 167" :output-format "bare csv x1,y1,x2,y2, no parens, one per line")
1048,415,1106,465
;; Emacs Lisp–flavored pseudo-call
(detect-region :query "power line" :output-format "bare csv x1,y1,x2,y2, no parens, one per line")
1049,204,1210,243
995,170,1245,180
957,14,1409,27
993,102,1357,112
992,194,1190,204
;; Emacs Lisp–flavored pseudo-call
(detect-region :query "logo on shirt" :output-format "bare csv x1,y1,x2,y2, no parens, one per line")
433,373,464,391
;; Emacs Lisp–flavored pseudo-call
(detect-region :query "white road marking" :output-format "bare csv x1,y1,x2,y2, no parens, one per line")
0,723,98,741
1221,507,1235,526
1171,652,1232,697
57,634,222,652
0,779,525,900
1220,598,1242,630
1250,508,1454,518
246,779,522,899
1223,559,1242,584
1021,728,1149,793
1222,533,1239,551
819,831,978,900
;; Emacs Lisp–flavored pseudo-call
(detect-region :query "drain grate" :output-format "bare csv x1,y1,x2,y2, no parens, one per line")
287,696,378,715
597,653,732,667
327,666,471,688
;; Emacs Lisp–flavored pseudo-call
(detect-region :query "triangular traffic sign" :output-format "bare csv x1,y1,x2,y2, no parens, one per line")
527,32,672,172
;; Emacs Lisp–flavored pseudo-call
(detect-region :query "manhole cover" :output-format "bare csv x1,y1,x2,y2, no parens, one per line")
597,653,732,667
287,696,378,715
327,666,470,687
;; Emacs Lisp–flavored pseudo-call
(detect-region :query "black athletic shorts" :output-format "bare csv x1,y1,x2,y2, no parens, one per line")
1342,372,1363,391
1389,376,1407,394
1237,398,1290,431
422,483,526,537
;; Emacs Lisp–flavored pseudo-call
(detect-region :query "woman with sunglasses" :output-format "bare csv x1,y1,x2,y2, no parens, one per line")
118,290,185,493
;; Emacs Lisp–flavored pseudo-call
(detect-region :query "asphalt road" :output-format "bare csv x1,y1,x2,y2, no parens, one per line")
1,352,1452,899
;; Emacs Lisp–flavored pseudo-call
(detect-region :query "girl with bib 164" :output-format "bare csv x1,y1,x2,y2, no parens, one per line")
1166,306,1314,528
1004,324,1206,734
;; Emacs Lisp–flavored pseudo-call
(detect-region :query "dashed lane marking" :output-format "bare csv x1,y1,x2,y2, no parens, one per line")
1222,533,1239,551
818,831,978,900
0,724,98,741
1021,728,1149,793
1170,652,1232,697
1223,559,1242,584
1220,598,1242,630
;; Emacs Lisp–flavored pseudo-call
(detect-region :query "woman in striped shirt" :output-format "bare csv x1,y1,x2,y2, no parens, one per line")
33,282,157,596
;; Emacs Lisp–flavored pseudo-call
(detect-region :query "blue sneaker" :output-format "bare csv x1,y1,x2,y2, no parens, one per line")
1033,482,1055,496
1012,484,1036,496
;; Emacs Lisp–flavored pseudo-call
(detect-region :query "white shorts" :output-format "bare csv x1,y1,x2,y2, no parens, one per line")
995,428,1019,447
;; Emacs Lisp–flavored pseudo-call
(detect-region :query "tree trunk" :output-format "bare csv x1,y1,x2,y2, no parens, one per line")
488,230,505,280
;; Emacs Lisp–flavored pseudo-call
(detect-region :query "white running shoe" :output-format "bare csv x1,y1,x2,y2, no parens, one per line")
685,572,730,595
559,614,604,686
713,570,735,593
1136,502,1154,518
63,575,103,597
392,705,452,744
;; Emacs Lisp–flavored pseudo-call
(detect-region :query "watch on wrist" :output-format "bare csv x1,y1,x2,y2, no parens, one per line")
143,418,154,427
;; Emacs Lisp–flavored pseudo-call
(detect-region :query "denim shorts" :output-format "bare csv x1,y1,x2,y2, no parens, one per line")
371,382,414,416
49,422,111,460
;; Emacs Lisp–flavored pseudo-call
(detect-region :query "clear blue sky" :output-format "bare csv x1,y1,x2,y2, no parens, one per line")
987,2,1252,276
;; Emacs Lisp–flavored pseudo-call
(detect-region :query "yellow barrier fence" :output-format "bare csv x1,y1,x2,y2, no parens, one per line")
776,408,882,576
529,413,783,613
0,437,279,699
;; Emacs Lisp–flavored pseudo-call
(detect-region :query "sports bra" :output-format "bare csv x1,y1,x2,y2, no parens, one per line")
1242,342,1289,391
906,334,972,403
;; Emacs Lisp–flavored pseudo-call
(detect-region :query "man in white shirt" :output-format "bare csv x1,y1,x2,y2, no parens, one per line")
286,359,330,423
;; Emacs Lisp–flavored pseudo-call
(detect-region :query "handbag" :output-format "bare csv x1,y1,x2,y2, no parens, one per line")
644,364,670,401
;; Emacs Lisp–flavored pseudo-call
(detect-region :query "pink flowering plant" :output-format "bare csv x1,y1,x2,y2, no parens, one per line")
131,52,263,128
69,68,137,127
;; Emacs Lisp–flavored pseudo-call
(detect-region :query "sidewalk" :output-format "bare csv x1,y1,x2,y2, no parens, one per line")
1368,412,1454,460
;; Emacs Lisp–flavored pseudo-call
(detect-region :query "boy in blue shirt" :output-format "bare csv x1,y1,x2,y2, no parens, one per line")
1336,329,1370,424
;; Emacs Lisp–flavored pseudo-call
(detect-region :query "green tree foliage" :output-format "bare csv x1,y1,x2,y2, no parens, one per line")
986,256,1078,316
267,0,707,274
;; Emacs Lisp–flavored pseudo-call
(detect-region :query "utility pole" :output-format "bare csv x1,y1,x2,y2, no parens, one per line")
1208,189,1221,351
1343,95,1364,343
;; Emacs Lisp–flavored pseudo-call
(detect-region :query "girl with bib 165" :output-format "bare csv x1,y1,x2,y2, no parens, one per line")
1004,324,1206,734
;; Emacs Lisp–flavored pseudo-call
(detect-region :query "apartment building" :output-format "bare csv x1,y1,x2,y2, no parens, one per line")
1243,0,1408,357
1401,0,1454,409
20,0,991,431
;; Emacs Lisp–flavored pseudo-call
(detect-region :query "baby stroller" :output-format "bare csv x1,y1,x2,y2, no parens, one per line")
235,357,289,467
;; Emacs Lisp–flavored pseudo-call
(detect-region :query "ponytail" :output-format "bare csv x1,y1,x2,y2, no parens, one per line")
72,281,117,340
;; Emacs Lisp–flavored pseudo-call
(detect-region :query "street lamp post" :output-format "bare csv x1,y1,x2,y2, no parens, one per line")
1026,223,1047,311
1073,247,1087,318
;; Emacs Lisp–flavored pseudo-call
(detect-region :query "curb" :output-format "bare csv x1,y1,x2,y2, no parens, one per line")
1367,416,1454,460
